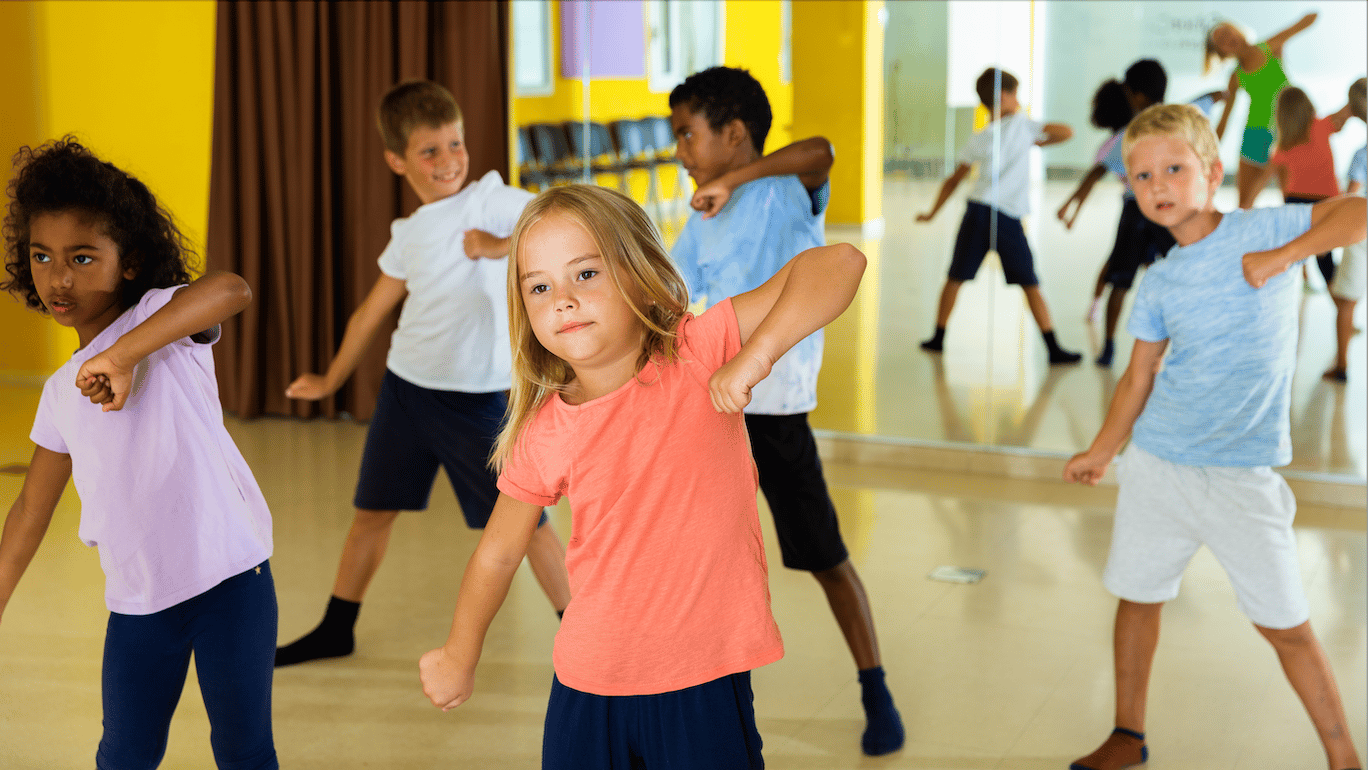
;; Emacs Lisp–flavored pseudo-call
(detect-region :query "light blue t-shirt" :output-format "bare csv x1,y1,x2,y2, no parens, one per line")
1350,146,1367,188
670,175,829,414
1128,205,1313,467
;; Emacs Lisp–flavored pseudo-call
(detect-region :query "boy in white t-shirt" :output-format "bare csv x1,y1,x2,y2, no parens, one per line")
916,68,1081,364
275,80,571,666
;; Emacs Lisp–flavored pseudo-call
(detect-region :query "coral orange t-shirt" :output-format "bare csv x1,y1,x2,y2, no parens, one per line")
498,299,783,696
1270,116,1341,198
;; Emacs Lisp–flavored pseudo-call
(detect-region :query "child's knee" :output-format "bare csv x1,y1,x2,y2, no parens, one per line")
1255,619,1314,648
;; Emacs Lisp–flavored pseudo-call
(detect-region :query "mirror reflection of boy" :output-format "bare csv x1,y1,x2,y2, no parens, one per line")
668,66,905,757
1064,103,1365,770
916,67,1081,364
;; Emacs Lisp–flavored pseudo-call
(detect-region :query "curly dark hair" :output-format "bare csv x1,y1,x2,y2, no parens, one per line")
669,67,772,155
1091,79,1134,132
2,137,195,313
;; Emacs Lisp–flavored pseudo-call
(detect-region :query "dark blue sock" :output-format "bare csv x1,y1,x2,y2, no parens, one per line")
857,666,904,755
1096,339,1115,367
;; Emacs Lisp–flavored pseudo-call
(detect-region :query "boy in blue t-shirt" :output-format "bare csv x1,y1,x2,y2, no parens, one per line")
668,66,904,756
1064,103,1364,770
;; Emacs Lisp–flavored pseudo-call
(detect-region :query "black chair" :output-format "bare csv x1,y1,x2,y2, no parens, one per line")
563,121,628,185
516,126,550,191
611,118,666,218
526,123,582,185
641,115,688,215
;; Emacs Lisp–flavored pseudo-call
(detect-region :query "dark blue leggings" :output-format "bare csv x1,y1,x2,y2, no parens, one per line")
97,562,278,770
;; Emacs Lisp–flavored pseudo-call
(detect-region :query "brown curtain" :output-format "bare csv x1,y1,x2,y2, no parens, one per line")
207,0,509,419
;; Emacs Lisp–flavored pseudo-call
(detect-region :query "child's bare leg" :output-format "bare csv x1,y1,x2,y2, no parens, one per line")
332,508,402,600
1237,159,1274,210
526,519,571,613
276,508,399,666
1072,599,1161,770
1256,621,1361,770
1024,285,1081,364
921,280,964,351
813,559,879,669
814,559,904,755
1326,296,1356,379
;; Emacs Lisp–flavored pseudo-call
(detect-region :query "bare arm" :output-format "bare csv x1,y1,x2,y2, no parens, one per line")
691,137,834,218
0,446,72,621
1244,196,1368,287
1058,164,1109,229
75,271,252,412
917,163,972,222
709,243,866,413
1267,12,1317,55
1063,338,1168,485
418,493,546,710
463,230,513,260
1329,102,1354,133
1215,72,1240,140
1036,122,1073,147
285,273,408,400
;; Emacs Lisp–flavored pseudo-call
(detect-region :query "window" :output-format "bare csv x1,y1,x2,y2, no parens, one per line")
513,0,553,95
646,0,724,93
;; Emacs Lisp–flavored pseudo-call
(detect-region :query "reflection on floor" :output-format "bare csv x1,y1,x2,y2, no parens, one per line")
0,390,1363,768
811,178,1368,479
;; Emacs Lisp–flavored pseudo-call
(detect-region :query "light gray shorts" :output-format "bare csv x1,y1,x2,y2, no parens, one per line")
1102,444,1309,629
1331,239,1365,302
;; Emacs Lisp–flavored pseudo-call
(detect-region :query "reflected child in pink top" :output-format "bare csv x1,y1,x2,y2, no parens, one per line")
418,185,867,768
1271,85,1355,286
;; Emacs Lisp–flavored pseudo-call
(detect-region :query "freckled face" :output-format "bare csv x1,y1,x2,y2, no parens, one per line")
1127,134,1222,236
388,121,468,204
28,210,135,347
517,213,646,379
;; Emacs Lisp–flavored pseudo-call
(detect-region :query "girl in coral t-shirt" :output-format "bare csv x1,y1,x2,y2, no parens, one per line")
418,185,866,768
1271,85,1355,287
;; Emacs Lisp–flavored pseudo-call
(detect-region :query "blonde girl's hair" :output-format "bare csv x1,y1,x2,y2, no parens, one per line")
490,185,690,472
1123,103,1221,174
1350,77,1367,122
1275,86,1316,152
1203,21,1254,75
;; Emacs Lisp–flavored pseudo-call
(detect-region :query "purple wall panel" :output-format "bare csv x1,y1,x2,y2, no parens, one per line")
560,0,645,78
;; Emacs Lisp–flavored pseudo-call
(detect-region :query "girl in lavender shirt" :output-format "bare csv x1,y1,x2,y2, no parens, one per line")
0,139,277,769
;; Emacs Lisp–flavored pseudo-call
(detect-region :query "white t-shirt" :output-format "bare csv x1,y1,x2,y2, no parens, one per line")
30,287,273,615
959,112,1046,220
378,170,534,392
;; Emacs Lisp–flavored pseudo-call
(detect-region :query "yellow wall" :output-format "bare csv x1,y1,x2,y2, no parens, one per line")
0,0,216,379
791,1,884,226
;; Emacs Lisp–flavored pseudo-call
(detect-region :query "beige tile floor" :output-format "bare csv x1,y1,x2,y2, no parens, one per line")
0,179,1364,768
0,383,1363,769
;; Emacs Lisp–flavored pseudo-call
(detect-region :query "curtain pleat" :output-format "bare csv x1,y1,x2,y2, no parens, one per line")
208,0,509,419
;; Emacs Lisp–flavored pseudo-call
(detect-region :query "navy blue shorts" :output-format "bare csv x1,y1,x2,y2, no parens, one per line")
1104,196,1175,289
948,201,1039,286
99,562,278,770
354,370,545,528
745,413,849,572
542,672,764,770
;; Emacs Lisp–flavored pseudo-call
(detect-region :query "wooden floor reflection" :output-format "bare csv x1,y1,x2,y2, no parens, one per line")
0,393,1362,768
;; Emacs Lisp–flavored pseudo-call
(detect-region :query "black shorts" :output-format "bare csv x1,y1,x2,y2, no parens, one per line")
744,413,849,572
948,201,1040,286
353,370,544,528
1104,197,1175,289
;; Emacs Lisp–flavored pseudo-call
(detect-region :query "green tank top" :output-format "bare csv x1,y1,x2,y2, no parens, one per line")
1237,42,1288,129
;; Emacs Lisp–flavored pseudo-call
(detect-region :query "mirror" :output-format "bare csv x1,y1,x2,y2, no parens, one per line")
512,0,1367,482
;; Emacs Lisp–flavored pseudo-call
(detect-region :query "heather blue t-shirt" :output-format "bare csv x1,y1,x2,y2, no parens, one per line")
670,175,829,415
1128,205,1313,467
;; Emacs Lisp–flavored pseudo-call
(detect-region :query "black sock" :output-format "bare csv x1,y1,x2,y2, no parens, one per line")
920,326,946,352
1042,330,1081,364
857,666,905,755
1095,339,1115,367
557,609,564,620
275,595,360,667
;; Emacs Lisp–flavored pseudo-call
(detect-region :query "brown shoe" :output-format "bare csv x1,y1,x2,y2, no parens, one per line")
1069,727,1148,770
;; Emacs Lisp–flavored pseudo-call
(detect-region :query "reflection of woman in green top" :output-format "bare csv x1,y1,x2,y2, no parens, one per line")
1206,13,1318,209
